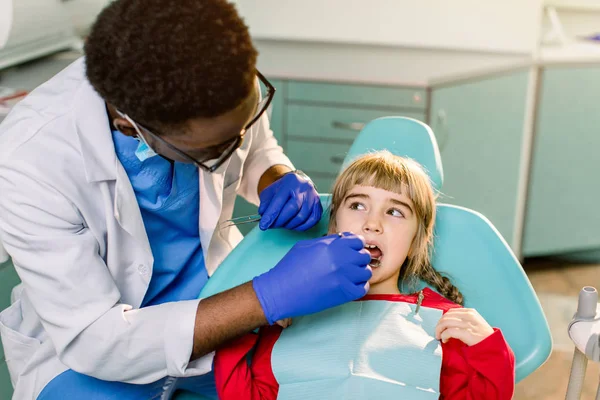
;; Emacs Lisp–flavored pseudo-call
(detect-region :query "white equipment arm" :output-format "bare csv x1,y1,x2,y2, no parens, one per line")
0,0,12,49
565,286,599,400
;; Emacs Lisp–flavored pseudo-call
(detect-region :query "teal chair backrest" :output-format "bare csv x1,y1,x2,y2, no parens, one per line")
198,117,552,384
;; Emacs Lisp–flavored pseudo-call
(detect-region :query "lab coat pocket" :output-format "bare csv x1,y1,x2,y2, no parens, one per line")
0,300,41,387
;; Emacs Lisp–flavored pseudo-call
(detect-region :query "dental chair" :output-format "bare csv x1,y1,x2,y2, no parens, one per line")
175,117,552,399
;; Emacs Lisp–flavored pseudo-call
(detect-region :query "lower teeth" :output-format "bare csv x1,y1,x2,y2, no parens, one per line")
369,259,381,267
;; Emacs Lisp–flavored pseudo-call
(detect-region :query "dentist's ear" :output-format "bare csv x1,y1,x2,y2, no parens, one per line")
113,118,137,137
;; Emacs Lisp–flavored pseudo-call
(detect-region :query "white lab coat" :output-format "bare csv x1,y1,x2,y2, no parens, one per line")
0,58,293,399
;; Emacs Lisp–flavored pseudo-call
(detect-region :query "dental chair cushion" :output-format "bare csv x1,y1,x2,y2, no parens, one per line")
342,117,443,191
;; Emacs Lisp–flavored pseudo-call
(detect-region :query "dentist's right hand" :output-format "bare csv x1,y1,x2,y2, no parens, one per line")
252,232,372,325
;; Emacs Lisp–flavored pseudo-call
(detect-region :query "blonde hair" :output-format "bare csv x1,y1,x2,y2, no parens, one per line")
329,151,464,305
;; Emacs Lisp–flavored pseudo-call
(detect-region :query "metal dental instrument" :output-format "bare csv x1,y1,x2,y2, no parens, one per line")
415,290,425,315
220,214,262,230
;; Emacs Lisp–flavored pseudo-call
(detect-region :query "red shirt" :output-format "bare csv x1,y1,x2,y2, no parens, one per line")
214,288,515,400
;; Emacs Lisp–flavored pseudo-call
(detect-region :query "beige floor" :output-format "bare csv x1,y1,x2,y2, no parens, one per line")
515,259,599,399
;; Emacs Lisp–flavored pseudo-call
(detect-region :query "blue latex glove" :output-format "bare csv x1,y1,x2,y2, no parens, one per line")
258,172,322,231
252,232,372,324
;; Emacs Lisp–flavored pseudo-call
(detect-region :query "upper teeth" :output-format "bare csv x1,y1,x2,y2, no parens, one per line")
366,244,377,249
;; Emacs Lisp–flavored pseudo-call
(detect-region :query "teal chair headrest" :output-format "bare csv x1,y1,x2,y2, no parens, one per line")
342,117,444,191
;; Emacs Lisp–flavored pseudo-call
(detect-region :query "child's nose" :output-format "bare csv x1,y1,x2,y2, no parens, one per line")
363,215,383,233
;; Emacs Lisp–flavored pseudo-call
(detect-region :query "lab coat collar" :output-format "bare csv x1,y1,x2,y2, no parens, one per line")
198,158,231,271
71,62,152,257
70,58,231,270
73,73,118,183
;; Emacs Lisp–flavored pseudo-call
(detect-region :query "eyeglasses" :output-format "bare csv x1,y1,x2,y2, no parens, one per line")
121,71,275,173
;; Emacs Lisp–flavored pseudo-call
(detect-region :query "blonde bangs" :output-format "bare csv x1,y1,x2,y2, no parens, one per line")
331,152,435,224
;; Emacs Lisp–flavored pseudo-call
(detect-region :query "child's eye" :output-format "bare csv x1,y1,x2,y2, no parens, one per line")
388,208,404,218
349,202,365,211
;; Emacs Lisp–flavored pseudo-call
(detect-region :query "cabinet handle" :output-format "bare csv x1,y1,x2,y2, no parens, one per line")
331,121,365,131
435,109,449,151
413,92,423,104
330,156,345,165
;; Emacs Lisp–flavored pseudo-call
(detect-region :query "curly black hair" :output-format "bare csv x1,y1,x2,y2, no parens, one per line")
84,0,257,131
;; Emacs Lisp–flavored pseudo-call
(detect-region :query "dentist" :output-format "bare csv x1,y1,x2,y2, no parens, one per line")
0,1,372,399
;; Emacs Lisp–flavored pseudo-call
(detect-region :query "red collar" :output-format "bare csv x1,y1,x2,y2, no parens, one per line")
359,288,461,312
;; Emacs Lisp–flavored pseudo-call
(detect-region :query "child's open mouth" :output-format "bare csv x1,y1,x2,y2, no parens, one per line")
365,244,383,267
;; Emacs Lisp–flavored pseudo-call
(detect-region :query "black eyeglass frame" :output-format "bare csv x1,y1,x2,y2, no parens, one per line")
124,71,276,173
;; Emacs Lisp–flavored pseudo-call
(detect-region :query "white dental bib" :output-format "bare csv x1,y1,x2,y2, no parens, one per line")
271,300,443,399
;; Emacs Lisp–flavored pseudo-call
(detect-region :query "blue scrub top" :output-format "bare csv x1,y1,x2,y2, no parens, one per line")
112,130,208,306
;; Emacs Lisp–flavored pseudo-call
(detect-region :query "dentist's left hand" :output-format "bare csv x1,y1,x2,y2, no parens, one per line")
258,171,322,231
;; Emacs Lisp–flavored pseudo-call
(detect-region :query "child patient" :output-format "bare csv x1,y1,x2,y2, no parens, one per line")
214,151,515,399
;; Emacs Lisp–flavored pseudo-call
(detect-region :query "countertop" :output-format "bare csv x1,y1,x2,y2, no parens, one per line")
3,38,600,94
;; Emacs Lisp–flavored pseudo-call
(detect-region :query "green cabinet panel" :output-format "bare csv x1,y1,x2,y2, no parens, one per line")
287,104,425,142
523,66,600,256
268,79,285,147
0,262,20,399
286,139,350,176
429,72,529,246
312,176,337,195
0,361,12,400
0,260,19,313
288,81,427,110
0,260,20,364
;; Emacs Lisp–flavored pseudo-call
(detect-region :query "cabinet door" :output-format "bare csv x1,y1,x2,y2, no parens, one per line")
523,67,600,256
0,259,20,399
429,72,529,247
0,260,20,317
286,139,351,176
0,361,12,400
268,79,285,147
286,104,426,142
287,81,427,110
